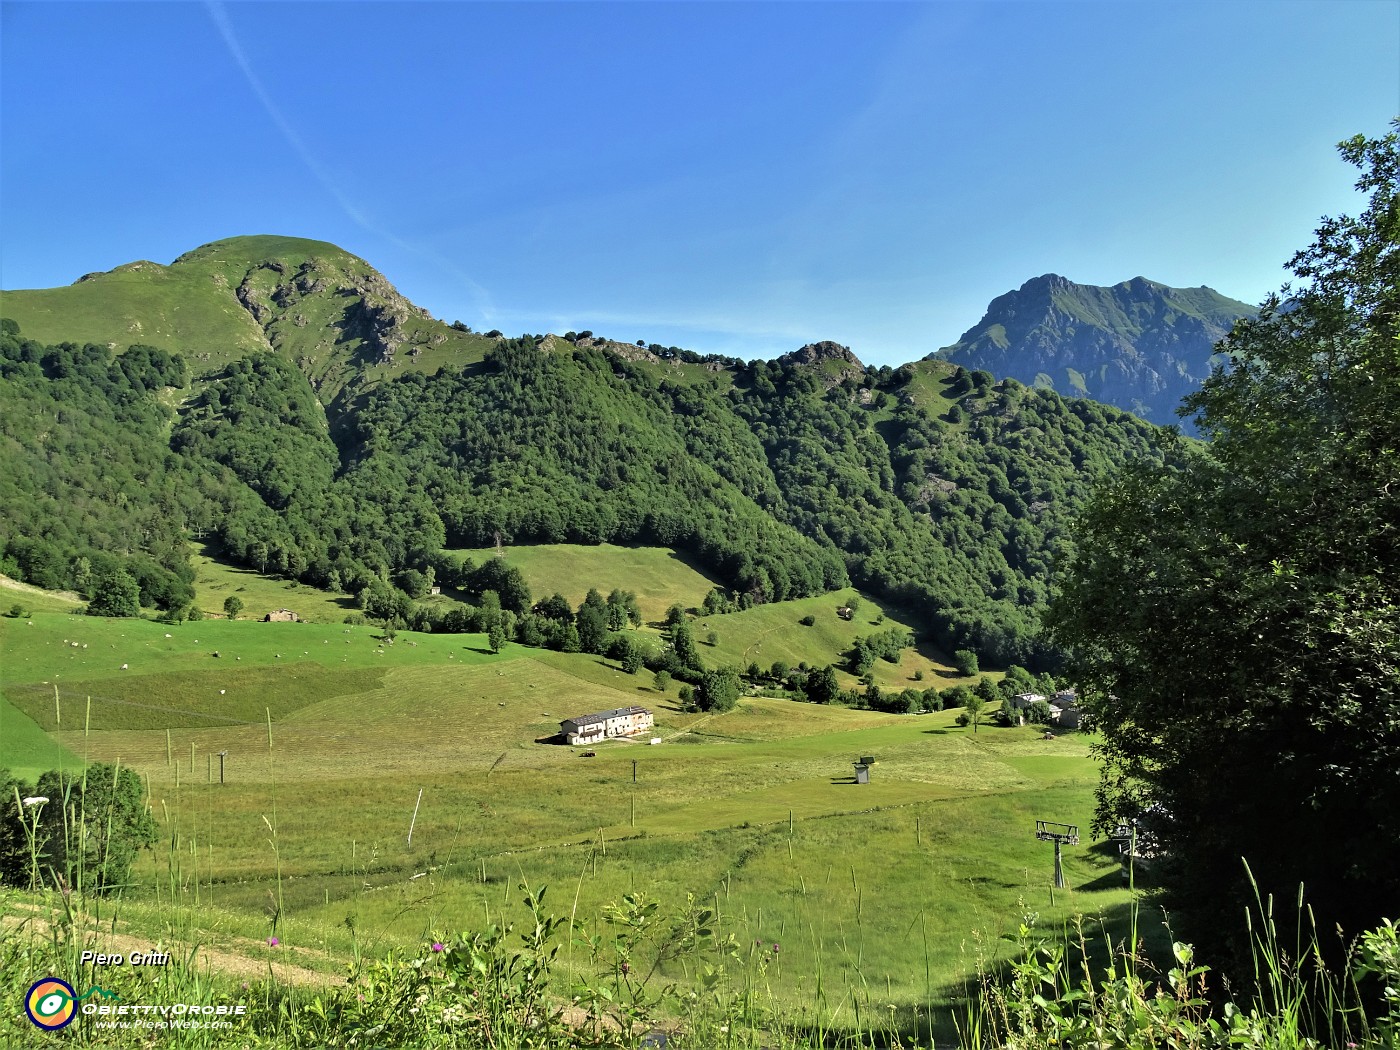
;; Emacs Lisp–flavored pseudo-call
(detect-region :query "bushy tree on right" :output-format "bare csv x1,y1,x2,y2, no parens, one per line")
1049,126,1399,970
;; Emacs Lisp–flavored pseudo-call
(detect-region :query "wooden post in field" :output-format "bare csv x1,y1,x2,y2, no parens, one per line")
207,754,212,784
166,729,172,766
407,788,423,846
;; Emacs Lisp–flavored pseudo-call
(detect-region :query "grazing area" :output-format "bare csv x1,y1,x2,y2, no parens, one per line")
188,542,358,624
1,609,1129,1044
446,542,720,627
698,586,961,689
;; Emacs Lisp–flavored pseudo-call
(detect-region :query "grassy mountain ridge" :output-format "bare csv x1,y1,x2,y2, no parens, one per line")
934,273,1256,426
0,234,497,406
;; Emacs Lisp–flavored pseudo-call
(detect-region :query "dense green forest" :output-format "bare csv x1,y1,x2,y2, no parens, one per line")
0,250,1166,665
0,321,203,608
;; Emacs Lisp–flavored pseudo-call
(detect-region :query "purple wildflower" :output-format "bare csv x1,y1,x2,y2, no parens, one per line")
267,936,279,947
432,942,445,953
772,943,780,954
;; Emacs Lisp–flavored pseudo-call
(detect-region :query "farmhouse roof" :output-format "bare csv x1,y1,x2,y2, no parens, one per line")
564,706,651,728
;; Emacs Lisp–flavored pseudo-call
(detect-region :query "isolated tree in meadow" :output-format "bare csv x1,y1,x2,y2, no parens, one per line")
698,667,742,713
806,665,839,704
671,620,699,669
223,595,243,621
605,589,628,631
576,604,609,655
963,693,986,733
1049,126,1400,969
87,570,141,617
953,649,979,677
487,619,507,654
653,670,671,693
610,635,643,674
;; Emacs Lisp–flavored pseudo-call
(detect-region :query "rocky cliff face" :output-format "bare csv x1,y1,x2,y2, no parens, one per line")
933,274,1255,426
777,340,866,386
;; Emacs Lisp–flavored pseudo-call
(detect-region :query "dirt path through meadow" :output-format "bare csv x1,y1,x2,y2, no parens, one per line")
2,905,334,989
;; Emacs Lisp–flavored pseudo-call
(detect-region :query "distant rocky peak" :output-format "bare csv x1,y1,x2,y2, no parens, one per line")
932,274,1256,428
779,340,865,370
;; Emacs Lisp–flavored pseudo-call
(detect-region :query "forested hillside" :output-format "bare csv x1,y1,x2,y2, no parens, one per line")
0,238,1169,664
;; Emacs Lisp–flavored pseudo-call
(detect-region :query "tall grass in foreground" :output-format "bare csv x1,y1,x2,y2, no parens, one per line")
2,712,244,1048
6,860,1400,1047
5,728,1400,1047
956,869,1400,1050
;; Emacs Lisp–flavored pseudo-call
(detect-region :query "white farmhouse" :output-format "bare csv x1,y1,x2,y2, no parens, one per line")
560,706,654,746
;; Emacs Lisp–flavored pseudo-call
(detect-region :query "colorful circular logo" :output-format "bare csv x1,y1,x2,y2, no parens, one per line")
25,978,77,1031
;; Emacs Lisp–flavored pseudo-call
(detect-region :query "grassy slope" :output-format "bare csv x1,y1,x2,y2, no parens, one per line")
698,587,960,688
444,544,957,686
0,694,82,781
0,260,270,360
0,234,499,405
890,357,976,429
448,543,722,626
0,574,84,614
2,610,1126,1045
190,541,357,623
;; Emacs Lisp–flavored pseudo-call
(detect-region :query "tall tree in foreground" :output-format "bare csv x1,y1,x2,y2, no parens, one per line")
1049,126,1399,969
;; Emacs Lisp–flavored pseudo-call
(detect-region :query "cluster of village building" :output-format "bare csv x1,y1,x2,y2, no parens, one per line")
1009,689,1081,727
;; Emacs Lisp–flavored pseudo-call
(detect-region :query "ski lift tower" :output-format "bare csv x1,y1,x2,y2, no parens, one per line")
1035,820,1079,889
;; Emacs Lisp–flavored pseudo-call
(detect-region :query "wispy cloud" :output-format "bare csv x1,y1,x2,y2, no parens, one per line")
202,1,492,313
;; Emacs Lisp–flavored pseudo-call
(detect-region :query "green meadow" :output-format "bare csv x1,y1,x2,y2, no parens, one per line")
696,586,963,689
1,573,84,614
446,542,720,626
1,609,1128,1042
189,541,359,623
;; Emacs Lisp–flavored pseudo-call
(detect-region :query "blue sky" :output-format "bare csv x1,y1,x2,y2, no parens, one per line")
1,1,1396,366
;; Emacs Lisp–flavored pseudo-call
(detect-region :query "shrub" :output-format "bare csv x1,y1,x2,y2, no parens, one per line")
2,763,158,893
87,570,141,617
